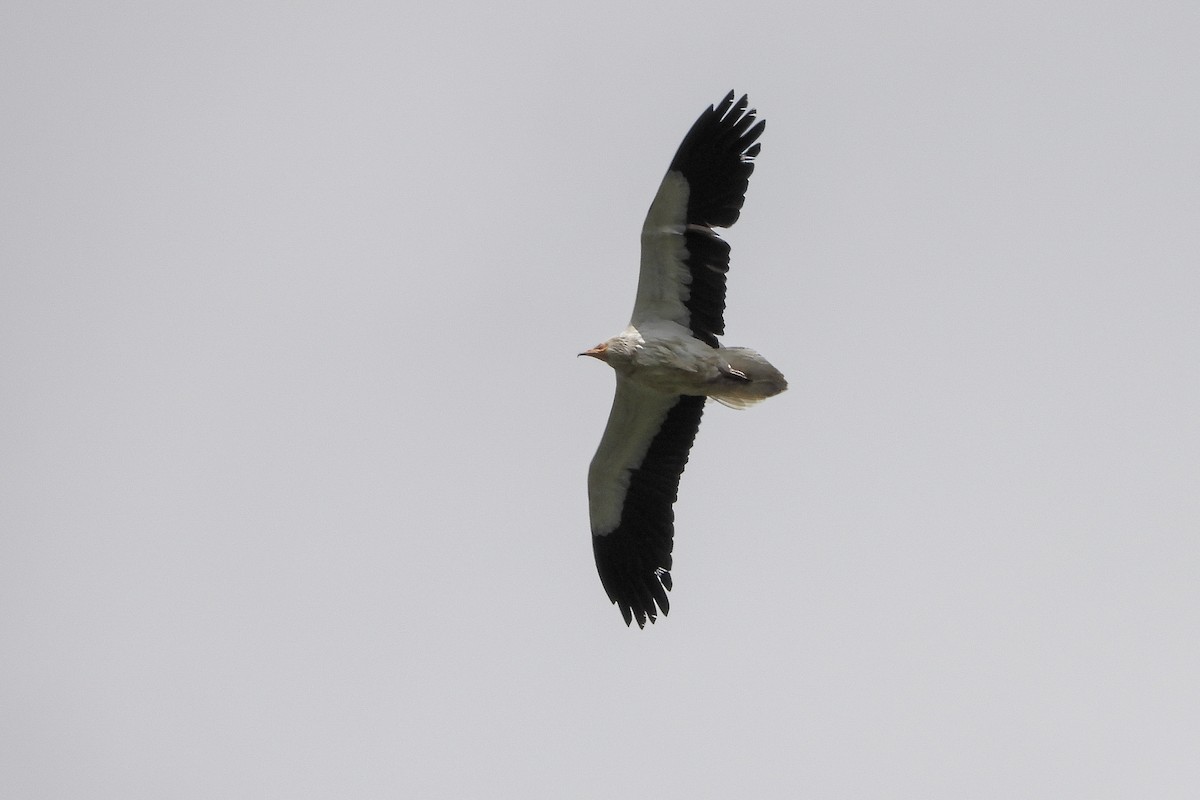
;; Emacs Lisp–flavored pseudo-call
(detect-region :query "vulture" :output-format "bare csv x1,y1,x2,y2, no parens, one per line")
581,92,787,627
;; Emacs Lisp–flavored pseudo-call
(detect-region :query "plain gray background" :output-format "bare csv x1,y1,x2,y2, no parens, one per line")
3,2,1197,797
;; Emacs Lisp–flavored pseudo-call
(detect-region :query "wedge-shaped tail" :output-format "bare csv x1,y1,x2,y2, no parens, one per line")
711,347,788,409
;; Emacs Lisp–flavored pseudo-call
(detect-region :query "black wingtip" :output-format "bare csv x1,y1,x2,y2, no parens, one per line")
595,532,672,629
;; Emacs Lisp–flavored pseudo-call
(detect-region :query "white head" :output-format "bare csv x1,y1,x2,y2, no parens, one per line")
578,334,638,370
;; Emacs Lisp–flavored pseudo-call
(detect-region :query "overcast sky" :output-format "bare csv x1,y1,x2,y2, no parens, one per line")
3,2,1198,797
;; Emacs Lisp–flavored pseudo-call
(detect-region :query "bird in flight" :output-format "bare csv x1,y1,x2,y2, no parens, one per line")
581,92,788,627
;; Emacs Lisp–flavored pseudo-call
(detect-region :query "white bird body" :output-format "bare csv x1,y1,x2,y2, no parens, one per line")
587,322,786,407
581,92,787,627
598,322,718,392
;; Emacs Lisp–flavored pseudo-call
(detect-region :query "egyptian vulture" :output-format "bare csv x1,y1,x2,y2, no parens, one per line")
581,92,787,627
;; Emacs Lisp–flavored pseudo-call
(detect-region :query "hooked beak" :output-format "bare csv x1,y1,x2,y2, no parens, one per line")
578,343,608,360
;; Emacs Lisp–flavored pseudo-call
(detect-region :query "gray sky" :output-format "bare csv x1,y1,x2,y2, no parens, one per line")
3,2,1198,797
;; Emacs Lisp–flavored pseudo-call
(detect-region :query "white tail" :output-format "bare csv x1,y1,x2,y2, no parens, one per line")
710,347,788,409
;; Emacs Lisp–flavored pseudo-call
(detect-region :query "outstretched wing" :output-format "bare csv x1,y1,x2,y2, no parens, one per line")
588,378,706,627
631,92,765,347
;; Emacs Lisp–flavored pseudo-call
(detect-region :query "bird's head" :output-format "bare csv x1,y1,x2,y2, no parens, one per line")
578,341,610,362
579,335,638,370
